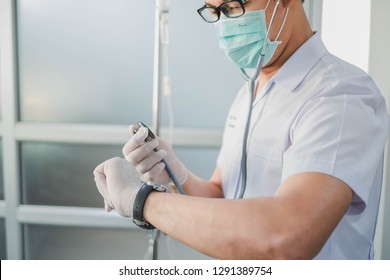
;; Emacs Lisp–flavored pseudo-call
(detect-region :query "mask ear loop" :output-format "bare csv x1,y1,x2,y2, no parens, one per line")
261,0,281,56
247,0,281,79
264,0,272,11
239,0,281,79
274,7,289,41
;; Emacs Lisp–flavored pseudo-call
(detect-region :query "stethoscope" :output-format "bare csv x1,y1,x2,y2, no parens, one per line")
235,0,289,199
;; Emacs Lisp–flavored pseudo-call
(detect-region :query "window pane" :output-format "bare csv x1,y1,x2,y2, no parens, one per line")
21,142,122,207
17,0,155,124
16,0,242,128
24,225,149,260
0,139,3,200
157,234,212,260
0,82,2,122
24,224,212,260
160,1,242,129
0,219,6,259
175,147,219,180
21,142,218,207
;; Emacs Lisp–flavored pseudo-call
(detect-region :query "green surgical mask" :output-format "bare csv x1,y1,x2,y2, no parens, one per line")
215,8,287,69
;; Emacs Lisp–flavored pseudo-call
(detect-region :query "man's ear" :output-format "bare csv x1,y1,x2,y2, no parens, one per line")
282,0,298,8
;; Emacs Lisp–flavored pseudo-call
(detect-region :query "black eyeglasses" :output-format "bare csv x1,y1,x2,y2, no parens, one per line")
197,0,248,23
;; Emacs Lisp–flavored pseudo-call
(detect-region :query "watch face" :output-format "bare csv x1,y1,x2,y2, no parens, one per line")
151,183,168,192
133,218,154,230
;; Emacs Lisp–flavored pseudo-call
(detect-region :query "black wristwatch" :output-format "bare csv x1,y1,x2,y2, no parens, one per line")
132,182,167,230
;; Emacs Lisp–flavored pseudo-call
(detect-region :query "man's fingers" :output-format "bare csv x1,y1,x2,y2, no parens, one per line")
122,127,149,157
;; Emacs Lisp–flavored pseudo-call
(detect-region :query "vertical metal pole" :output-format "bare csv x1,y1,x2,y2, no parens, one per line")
0,0,23,259
150,0,171,260
152,0,162,136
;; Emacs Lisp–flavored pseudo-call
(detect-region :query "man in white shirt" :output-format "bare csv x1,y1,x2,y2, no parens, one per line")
94,0,389,259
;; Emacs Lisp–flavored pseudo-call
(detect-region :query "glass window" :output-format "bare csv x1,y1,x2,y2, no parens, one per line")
21,142,219,207
23,224,211,260
0,139,3,200
17,0,155,125
175,147,219,180
0,219,6,259
0,77,2,122
157,234,212,260
23,225,149,260
162,0,242,129
16,0,242,128
21,142,123,207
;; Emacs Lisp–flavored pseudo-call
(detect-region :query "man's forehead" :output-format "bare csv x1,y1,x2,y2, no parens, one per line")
205,0,246,5
204,0,226,5
204,0,257,5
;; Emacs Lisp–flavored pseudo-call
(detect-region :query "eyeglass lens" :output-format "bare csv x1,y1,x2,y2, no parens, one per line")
200,1,245,23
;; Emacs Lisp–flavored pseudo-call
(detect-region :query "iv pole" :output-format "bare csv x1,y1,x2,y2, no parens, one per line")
152,0,170,135
149,0,171,260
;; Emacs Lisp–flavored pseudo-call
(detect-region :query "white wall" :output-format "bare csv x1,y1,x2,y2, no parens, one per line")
369,0,390,260
321,0,371,72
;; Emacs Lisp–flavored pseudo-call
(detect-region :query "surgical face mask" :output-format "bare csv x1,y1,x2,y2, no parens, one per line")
215,8,286,69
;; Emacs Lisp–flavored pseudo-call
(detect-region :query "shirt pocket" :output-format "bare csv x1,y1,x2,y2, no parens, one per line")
245,139,283,197
248,139,283,163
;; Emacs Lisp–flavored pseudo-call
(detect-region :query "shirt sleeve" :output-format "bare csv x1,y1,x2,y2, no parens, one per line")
282,85,389,214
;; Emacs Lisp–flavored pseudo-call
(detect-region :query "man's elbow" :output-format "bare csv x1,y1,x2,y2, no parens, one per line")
262,232,324,260
231,230,323,260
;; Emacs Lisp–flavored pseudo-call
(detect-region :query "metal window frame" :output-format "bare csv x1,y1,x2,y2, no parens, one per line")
1,0,23,260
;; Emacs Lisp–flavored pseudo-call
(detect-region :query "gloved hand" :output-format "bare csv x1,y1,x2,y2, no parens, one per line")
122,125,188,186
93,157,144,217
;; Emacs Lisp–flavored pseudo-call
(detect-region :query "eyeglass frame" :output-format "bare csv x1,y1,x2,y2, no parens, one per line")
197,0,249,23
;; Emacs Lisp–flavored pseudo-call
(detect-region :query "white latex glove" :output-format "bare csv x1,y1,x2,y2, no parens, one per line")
122,125,188,185
93,157,144,217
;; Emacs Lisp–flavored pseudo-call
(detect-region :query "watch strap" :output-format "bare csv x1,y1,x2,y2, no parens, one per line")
133,182,166,230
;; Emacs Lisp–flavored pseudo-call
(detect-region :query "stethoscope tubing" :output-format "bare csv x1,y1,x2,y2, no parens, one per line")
235,0,283,199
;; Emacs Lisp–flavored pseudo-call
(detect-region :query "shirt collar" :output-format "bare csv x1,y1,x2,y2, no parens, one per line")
272,32,328,92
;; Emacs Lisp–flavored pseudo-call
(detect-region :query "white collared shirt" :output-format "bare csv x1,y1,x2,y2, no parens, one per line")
217,33,389,259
